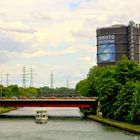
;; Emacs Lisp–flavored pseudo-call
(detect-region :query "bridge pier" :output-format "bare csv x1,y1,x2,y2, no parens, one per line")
80,101,97,117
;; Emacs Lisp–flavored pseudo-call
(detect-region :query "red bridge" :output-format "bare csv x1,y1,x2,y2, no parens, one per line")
0,97,96,108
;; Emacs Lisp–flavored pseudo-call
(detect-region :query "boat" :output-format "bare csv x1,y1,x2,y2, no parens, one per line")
35,110,48,124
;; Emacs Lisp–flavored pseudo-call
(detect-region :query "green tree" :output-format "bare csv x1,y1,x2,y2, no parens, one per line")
76,79,91,97
25,87,38,97
128,82,140,124
75,56,140,124
88,65,116,96
5,85,19,97
113,81,135,122
97,78,121,119
115,56,140,85
38,86,53,97
55,87,76,97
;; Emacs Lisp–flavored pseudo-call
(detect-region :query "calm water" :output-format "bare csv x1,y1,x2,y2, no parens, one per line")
0,107,139,140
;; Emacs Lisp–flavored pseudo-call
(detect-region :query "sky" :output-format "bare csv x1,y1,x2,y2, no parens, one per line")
0,0,140,88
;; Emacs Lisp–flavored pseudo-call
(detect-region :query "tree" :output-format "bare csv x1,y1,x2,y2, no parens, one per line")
38,86,53,97
55,87,76,97
76,79,91,97
75,56,140,124
113,81,135,122
128,82,140,124
25,87,38,97
97,78,121,119
5,85,19,97
115,56,140,85
88,65,116,97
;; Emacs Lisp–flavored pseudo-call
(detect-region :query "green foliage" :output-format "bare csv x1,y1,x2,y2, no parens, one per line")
2,86,39,98
38,86,53,97
38,86,77,97
88,115,140,134
24,87,38,97
128,82,140,124
1,85,76,98
115,56,140,84
76,79,91,96
0,107,16,113
97,78,121,119
113,81,135,122
3,85,19,97
76,56,140,124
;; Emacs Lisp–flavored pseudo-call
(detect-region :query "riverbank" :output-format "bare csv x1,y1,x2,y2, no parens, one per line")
0,107,17,114
88,115,140,135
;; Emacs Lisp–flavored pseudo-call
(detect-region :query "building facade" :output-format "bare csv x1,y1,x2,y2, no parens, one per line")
96,21,140,66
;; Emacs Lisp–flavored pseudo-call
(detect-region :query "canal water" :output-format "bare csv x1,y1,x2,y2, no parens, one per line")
0,107,139,140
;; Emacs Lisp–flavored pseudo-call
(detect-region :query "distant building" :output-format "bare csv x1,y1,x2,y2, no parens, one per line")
96,21,140,66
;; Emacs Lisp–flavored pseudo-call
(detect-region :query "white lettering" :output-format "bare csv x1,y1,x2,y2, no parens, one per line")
98,35,115,44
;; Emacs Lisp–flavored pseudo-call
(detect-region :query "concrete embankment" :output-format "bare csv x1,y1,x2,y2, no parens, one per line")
88,115,140,135
0,107,17,114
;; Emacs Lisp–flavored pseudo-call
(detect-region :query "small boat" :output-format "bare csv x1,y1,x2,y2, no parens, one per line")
35,110,48,124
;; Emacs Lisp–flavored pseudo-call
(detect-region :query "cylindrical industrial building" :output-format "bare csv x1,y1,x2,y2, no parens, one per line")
96,21,140,66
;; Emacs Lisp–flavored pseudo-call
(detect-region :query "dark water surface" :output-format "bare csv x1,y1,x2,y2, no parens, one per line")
0,107,139,140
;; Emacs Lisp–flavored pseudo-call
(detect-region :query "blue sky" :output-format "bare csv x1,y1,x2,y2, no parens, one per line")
0,0,140,88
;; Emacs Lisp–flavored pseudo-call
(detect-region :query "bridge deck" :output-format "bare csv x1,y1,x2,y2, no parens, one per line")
0,98,96,108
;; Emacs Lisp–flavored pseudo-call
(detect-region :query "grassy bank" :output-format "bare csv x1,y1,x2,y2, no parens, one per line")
88,115,140,135
0,107,16,114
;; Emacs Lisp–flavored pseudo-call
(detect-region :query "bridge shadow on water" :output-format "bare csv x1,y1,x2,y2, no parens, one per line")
0,114,85,120
0,107,85,120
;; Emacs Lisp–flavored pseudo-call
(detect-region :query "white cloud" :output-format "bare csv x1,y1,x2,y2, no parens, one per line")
0,22,36,33
0,0,139,87
79,56,92,61
15,46,77,58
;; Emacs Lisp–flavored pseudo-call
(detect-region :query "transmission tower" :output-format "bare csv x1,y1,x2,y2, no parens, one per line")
22,66,27,88
50,72,54,88
29,67,36,87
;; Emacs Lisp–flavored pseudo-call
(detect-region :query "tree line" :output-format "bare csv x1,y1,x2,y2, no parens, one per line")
0,85,77,98
76,56,140,124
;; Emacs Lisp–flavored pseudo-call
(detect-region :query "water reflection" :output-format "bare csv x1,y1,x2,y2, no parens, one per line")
0,107,139,140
